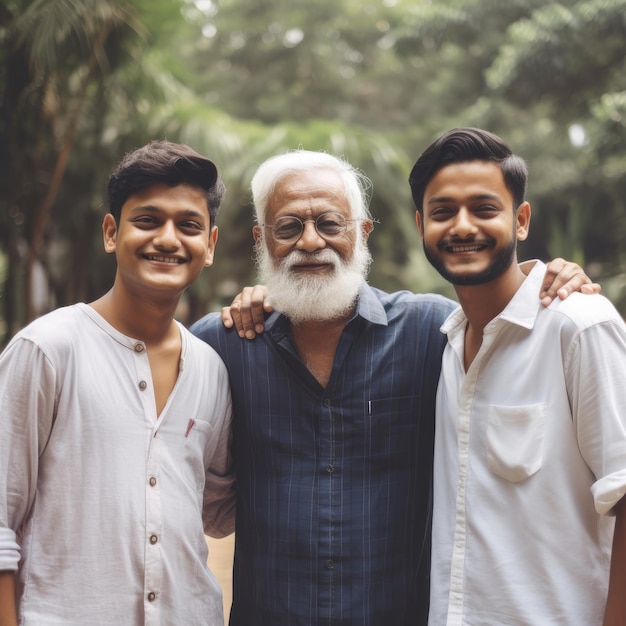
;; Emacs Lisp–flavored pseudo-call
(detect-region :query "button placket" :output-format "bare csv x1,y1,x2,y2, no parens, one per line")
133,345,163,617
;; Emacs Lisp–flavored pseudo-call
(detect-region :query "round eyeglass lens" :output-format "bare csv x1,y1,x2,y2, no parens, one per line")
272,217,303,242
316,213,347,236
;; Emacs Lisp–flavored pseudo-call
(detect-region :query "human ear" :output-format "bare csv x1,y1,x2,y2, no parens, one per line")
102,214,118,253
415,211,424,240
361,219,374,240
205,226,219,267
516,202,531,242
253,225,263,245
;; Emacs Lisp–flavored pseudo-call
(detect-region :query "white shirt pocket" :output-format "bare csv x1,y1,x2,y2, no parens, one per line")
487,403,546,483
182,418,215,493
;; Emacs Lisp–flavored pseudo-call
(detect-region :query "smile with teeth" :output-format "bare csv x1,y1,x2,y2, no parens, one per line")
447,244,483,252
145,254,185,264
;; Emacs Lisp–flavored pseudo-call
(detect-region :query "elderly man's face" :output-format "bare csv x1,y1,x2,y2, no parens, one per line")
260,168,364,267
253,168,373,324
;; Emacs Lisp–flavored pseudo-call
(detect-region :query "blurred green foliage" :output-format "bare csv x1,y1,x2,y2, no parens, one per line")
1,0,625,345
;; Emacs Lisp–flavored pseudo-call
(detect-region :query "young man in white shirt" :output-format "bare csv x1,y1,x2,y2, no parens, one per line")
0,141,235,625
410,127,626,625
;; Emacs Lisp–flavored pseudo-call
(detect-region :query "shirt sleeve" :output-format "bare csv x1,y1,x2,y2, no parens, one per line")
0,337,57,570
568,318,626,515
202,379,236,539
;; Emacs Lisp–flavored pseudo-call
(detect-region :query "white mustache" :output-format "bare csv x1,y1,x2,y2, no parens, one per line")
280,249,342,270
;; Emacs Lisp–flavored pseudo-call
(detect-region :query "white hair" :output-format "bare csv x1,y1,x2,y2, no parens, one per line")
250,150,373,224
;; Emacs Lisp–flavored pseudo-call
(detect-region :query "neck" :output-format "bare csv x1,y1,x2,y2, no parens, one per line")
290,307,354,342
89,283,180,345
289,308,355,387
454,262,527,335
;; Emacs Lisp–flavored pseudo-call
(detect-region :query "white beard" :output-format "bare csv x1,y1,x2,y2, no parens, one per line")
255,239,372,324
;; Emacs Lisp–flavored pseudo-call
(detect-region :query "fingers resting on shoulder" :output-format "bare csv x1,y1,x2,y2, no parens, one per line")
540,257,601,307
221,285,272,339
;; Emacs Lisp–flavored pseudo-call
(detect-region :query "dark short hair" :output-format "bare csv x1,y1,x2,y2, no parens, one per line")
408,128,528,213
106,140,224,224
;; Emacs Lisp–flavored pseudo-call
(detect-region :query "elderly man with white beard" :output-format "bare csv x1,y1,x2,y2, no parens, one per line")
190,150,596,626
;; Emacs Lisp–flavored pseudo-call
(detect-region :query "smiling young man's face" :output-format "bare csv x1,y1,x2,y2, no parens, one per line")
103,182,217,298
416,160,530,286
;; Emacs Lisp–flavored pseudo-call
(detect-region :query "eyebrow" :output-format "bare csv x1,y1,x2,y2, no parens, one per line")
129,205,207,218
427,193,502,205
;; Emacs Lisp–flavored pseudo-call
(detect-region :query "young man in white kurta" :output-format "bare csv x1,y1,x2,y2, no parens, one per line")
0,304,233,624
409,127,626,625
0,141,235,625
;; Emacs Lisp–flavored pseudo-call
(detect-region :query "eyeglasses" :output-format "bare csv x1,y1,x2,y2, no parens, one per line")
262,212,360,243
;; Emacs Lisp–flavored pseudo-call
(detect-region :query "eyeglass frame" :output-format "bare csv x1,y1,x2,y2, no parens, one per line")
260,211,368,244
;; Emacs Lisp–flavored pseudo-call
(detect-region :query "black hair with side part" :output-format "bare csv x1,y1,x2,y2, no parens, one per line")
408,128,528,214
106,140,224,224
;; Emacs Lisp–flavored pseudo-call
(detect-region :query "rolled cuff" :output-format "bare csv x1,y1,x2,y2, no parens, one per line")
592,470,626,516
0,527,20,571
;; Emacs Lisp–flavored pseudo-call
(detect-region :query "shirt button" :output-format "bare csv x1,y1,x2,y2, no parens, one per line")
326,464,334,474
326,559,334,569
149,476,157,487
134,343,145,353
138,380,147,390
323,398,331,407
147,592,156,602
150,534,158,545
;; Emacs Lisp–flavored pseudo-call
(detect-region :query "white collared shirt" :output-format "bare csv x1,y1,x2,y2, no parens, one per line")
0,304,234,625
429,261,626,626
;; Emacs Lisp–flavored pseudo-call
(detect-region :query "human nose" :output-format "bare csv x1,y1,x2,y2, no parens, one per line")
154,221,180,249
450,208,477,238
295,218,326,252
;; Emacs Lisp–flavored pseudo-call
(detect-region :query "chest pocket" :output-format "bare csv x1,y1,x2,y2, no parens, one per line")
182,418,214,493
487,403,546,483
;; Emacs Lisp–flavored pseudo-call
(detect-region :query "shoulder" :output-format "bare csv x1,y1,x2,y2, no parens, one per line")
547,293,625,332
7,305,86,351
189,311,224,339
370,286,457,320
1,305,88,375
180,324,230,380
182,323,226,362
189,311,246,359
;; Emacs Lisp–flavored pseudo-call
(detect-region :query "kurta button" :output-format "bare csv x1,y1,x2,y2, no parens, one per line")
323,399,331,407
150,534,158,545
134,343,144,353
149,476,157,487
326,559,334,569
147,592,156,602
326,464,334,473
138,380,147,390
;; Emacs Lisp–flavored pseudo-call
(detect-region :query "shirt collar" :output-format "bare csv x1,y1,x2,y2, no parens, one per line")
497,260,546,329
264,281,389,333
441,260,546,335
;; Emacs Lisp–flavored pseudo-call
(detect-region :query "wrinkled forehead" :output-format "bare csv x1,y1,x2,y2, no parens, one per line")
267,169,351,220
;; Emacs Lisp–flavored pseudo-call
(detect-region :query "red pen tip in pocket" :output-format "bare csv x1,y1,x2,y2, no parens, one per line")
185,418,195,437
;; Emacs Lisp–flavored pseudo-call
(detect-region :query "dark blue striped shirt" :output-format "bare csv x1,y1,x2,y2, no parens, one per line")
191,284,455,626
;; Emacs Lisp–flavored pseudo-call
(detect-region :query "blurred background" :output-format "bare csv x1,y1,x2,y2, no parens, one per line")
1,0,625,348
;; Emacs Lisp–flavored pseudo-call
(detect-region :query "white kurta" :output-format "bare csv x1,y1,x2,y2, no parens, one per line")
0,304,234,625
429,262,626,626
